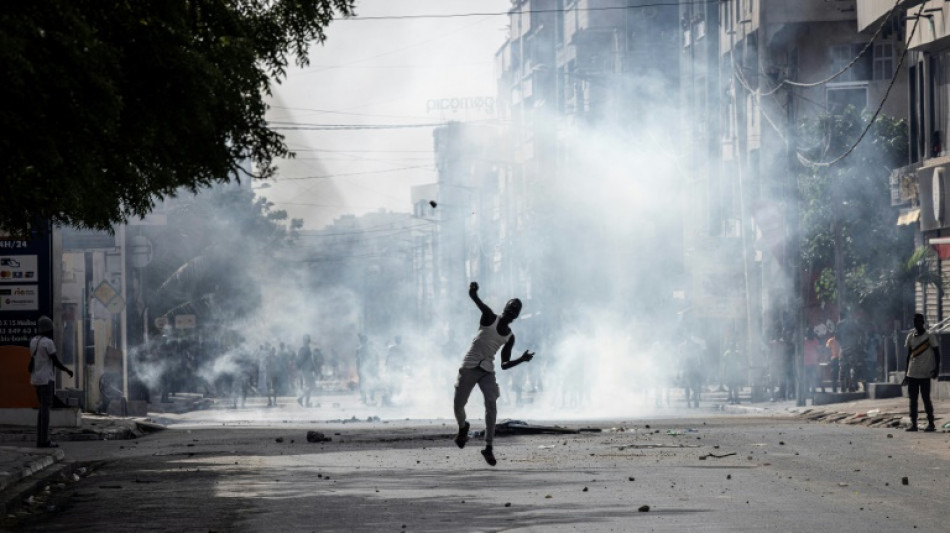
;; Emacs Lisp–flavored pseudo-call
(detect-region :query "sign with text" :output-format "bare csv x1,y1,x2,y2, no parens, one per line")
0,229,53,347
0,285,39,311
0,255,38,282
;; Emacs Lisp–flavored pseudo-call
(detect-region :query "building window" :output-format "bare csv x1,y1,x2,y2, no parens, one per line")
827,85,868,115
873,42,895,80
830,43,872,82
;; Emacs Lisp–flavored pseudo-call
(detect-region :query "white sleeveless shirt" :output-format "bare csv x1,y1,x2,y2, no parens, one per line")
461,316,511,372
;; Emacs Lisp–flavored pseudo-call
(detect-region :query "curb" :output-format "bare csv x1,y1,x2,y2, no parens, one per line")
0,461,87,519
0,447,64,496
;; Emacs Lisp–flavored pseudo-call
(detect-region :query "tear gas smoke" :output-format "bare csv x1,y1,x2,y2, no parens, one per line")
127,2,912,426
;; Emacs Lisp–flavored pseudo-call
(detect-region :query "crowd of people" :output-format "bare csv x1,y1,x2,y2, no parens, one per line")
131,334,337,408
132,330,456,409
123,308,907,414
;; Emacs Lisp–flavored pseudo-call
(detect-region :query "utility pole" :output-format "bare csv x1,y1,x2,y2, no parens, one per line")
786,88,806,408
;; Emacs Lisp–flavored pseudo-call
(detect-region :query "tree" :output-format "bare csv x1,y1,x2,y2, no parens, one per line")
0,0,353,236
131,183,300,345
797,108,913,324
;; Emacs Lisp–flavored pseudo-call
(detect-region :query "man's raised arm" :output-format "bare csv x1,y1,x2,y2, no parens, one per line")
469,282,495,322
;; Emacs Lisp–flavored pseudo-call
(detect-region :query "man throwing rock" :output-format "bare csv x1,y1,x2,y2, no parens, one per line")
453,282,535,466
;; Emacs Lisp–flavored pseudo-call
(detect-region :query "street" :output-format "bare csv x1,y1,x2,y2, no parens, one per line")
4,397,950,532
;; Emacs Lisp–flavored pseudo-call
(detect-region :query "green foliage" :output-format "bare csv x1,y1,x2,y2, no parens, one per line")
797,108,912,320
0,0,353,236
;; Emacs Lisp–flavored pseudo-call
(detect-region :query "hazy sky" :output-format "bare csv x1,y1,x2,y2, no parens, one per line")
263,0,511,229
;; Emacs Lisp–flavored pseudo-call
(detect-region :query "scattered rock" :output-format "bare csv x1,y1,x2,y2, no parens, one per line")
307,431,331,443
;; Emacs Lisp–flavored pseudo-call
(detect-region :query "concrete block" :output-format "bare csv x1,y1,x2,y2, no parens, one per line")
867,382,902,399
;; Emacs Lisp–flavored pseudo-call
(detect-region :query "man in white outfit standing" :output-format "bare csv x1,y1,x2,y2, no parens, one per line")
453,282,535,466
903,313,940,432
29,315,73,448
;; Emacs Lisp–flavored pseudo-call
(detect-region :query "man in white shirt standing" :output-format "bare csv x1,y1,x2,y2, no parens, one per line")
453,282,535,466
903,313,941,432
29,315,73,448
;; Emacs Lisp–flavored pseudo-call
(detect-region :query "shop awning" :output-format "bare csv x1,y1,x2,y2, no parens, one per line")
929,238,950,260
897,207,920,226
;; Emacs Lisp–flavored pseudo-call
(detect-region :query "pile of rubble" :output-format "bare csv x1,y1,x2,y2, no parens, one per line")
797,407,947,431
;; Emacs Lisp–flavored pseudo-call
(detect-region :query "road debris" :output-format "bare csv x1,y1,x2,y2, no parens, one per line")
493,420,581,435
306,431,332,443
700,452,737,459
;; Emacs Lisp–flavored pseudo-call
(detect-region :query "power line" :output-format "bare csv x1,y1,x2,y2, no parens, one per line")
287,156,433,161
269,106,435,122
338,0,705,21
269,201,396,209
745,0,902,97
270,118,507,131
730,1,922,168
270,122,448,131
298,221,433,238
285,148,433,153
796,2,924,168
299,62,493,70
279,164,435,180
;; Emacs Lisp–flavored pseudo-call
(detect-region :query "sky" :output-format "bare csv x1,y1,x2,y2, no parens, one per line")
263,0,512,229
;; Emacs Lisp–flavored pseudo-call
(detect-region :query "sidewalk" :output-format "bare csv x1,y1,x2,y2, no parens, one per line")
719,391,950,430
0,413,165,516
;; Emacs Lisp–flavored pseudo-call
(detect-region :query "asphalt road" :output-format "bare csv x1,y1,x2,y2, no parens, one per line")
4,410,949,532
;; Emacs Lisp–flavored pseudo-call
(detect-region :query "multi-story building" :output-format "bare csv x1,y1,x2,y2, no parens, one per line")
884,1,950,376
494,0,682,350
681,0,909,397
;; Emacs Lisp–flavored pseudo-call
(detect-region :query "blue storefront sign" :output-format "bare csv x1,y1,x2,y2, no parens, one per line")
0,229,53,346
